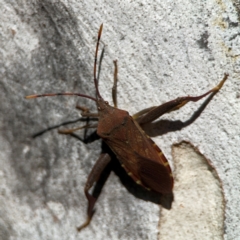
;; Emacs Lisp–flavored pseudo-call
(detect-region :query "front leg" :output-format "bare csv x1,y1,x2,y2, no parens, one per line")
77,153,112,231
112,60,118,108
58,105,98,136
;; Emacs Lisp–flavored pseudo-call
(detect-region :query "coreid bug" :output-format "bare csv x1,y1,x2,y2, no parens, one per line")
26,24,228,231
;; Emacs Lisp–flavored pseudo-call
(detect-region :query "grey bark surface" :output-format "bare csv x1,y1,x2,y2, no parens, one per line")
0,1,239,240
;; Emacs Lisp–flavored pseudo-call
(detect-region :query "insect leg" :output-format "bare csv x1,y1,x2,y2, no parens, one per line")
112,60,118,107
77,153,112,231
133,106,158,120
58,106,98,139
76,105,90,113
75,105,99,118
58,124,98,134
135,74,228,124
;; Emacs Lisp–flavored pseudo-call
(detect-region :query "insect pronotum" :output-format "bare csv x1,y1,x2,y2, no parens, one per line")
26,24,228,231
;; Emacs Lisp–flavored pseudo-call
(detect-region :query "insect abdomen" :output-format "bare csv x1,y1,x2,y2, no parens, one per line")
98,107,173,194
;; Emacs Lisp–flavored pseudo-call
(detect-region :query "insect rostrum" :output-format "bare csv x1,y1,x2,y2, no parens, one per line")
25,24,228,231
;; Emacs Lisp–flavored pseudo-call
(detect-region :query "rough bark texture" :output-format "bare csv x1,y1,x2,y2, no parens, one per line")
0,1,239,239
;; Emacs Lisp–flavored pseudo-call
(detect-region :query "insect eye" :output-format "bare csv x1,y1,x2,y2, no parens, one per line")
105,101,109,105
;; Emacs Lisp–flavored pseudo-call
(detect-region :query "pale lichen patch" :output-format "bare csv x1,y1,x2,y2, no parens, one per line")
158,142,225,240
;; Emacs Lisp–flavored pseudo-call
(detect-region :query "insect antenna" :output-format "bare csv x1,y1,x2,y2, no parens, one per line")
25,24,105,102
93,24,103,100
25,93,97,101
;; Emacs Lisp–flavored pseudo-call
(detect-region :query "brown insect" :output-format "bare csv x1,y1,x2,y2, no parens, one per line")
26,24,228,231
